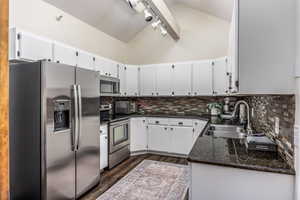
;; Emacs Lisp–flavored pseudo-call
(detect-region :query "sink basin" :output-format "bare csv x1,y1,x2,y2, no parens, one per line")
209,124,246,139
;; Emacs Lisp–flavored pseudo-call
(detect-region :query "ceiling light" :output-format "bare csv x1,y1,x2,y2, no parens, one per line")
144,9,153,22
151,20,161,30
160,25,168,36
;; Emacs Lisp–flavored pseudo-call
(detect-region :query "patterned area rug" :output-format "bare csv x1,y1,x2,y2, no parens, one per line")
97,160,189,200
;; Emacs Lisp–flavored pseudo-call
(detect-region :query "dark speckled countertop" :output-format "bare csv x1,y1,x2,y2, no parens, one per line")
188,124,295,175
101,113,295,175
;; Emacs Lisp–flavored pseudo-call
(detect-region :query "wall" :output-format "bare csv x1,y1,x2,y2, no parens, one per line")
126,4,230,64
9,0,130,63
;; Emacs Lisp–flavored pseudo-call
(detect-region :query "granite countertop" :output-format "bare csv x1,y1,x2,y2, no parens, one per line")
187,124,295,175
101,113,295,175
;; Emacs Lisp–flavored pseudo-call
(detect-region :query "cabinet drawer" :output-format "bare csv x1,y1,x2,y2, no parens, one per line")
147,118,169,125
169,119,193,127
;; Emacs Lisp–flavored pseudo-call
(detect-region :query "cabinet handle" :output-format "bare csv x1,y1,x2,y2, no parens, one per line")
155,121,159,124
178,122,183,126
143,120,145,123
164,127,167,130
194,92,197,95
188,92,191,95
152,92,154,96
170,128,174,131
156,92,159,95
105,136,107,139
172,92,174,95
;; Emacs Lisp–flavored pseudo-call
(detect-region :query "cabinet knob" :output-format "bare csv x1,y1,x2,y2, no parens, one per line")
194,92,197,95
155,121,159,124
105,136,107,139
164,127,167,130
170,128,174,131
152,93,154,96
188,92,191,95
156,92,159,95
172,92,174,95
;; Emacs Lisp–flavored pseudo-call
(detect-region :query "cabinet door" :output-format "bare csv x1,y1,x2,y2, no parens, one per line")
125,65,139,96
100,134,108,170
94,57,104,74
171,126,194,155
192,60,213,95
77,51,94,70
213,57,229,95
156,64,172,96
173,63,192,96
17,31,52,61
140,65,157,96
148,125,171,152
106,62,118,78
119,65,126,96
130,118,147,152
193,120,207,143
53,42,77,66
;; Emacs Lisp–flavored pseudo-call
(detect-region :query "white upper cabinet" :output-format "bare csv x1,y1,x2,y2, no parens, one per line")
192,60,213,95
140,65,157,96
10,28,52,62
119,64,126,96
77,50,95,70
213,57,229,95
232,0,295,94
105,61,118,78
156,64,172,96
94,56,104,74
172,63,192,96
53,42,77,66
125,65,139,96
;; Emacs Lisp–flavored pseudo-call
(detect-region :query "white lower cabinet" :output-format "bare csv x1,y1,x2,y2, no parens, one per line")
170,126,194,155
130,118,147,152
140,118,207,155
148,125,172,152
100,133,108,170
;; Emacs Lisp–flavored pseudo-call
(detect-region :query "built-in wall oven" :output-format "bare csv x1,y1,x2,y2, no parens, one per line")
108,119,130,169
100,75,120,95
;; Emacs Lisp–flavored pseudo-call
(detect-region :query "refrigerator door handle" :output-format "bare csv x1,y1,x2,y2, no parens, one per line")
77,84,82,150
73,84,79,152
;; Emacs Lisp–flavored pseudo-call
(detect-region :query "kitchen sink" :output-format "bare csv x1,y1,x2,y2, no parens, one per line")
209,124,247,139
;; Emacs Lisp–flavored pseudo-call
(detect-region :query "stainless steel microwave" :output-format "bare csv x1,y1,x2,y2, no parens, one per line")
100,75,120,95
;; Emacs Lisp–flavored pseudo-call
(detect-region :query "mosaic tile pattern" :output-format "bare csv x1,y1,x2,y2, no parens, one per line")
101,95,295,166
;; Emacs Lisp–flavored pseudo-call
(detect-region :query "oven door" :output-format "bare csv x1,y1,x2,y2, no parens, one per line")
109,120,130,153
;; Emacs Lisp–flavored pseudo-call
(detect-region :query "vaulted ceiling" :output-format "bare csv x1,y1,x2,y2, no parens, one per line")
42,0,233,42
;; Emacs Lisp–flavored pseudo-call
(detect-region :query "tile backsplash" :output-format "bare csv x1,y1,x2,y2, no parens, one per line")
101,95,295,166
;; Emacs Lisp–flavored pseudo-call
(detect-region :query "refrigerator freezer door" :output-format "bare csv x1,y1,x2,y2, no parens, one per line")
75,68,100,198
43,62,76,200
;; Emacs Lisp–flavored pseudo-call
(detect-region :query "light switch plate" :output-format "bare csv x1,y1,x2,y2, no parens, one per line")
275,117,280,136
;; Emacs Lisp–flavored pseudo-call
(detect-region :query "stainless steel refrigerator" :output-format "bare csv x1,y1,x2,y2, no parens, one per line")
9,61,100,200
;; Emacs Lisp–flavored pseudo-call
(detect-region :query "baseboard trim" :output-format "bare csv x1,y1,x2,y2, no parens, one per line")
131,150,187,158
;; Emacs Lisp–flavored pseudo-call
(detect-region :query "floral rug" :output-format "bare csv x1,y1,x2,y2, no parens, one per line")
97,160,189,200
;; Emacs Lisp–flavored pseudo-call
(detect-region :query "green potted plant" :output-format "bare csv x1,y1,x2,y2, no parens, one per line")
207,103,222,116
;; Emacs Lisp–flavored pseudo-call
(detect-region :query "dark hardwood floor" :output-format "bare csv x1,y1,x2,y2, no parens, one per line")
80,154,188,200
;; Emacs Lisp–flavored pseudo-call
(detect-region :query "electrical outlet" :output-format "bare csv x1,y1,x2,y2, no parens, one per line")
275,117,280,136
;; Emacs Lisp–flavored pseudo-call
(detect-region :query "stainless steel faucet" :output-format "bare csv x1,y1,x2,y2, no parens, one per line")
231,100,253,135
